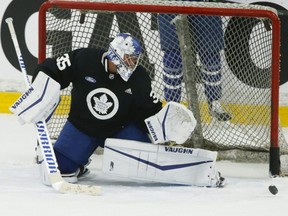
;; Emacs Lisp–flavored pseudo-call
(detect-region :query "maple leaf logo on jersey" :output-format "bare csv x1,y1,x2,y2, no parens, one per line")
93,94,113,114
87,88,119,120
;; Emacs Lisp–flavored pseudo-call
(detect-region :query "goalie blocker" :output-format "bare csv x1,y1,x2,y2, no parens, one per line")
103,138,225,187
9,72,60,124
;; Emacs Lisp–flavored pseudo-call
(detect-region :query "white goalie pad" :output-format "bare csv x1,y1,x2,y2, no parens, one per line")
9,72,60,124
102,138,219,187
145,101,197,144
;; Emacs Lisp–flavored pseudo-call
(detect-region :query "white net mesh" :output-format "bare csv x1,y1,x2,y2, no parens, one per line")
41,0,287,157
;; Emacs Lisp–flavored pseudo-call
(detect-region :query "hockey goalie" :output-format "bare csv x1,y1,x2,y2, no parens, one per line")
10,33,225,188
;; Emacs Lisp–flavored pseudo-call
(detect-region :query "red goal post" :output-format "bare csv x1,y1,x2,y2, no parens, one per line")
39,0,284,175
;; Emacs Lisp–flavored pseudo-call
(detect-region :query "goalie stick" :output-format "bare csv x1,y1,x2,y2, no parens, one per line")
5,17,101,196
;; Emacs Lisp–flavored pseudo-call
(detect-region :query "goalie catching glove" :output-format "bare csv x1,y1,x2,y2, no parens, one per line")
145,101,197,144
9,72,60,124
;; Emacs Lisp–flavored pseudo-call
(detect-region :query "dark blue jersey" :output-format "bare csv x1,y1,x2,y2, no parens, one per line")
34,48,162,138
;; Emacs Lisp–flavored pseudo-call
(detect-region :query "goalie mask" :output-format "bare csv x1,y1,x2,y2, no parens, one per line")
107,33,142,81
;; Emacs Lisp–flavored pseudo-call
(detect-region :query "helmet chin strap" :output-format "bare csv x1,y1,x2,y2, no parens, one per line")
102,52,130,81
102,52,117,74
101,52,109,73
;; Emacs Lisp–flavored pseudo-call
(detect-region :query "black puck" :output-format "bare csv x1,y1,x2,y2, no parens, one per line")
268,185,278,195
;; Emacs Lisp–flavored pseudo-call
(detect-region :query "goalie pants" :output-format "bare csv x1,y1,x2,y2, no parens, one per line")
53,120,151,174
158,10,223,102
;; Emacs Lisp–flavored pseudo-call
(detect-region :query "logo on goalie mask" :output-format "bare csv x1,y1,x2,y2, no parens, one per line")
107,33,142,81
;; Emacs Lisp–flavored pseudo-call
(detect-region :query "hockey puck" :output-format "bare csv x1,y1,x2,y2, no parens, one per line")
268,185,278,195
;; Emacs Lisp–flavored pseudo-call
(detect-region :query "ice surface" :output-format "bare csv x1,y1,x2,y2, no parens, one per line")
1,114,288,216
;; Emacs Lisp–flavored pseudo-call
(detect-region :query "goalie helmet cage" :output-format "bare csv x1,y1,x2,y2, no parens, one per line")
39,0,285,175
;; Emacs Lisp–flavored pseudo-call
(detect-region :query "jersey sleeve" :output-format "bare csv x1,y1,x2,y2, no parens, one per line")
132,69,163,132
33,49,82,89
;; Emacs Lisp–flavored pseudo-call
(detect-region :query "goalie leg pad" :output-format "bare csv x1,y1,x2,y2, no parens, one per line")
102,138,220,187
35,144,51,186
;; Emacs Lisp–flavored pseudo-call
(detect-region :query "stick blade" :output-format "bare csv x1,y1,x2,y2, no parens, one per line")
49,172,102,196
53,181,102,196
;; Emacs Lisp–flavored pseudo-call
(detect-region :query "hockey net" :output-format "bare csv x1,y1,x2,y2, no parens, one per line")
39,0,287,173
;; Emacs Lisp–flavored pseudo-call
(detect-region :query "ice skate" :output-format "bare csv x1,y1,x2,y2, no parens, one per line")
211,171,226,188
208,100,231,122
61,159,91,183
